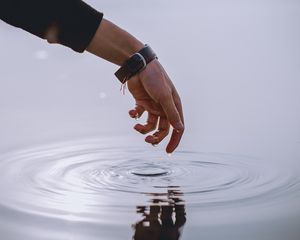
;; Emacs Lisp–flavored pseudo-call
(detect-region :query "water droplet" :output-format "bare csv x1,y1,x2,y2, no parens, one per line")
131,168,169,177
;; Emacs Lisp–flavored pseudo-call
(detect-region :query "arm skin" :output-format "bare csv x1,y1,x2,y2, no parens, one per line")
86,19,185,153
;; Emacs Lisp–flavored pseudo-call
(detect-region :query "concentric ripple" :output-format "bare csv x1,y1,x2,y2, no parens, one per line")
0,138,300,223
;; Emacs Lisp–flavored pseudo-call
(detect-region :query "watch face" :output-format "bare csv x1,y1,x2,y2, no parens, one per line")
126,54,146,74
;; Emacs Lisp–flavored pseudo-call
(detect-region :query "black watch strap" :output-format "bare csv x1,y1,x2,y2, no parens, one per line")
115,45,157,83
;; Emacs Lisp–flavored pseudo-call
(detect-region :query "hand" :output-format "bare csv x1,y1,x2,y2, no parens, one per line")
86,19,184,152
127,59,184,153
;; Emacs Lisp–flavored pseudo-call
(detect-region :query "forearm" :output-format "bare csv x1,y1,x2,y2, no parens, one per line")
86,18,144,66
1,0,142,63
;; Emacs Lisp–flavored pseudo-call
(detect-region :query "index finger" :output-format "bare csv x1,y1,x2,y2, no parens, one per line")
159,94,184,153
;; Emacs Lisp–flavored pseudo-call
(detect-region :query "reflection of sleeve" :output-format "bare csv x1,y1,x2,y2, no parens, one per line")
0,0,103,52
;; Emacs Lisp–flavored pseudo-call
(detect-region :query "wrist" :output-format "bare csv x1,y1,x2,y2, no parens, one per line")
115,45,158,83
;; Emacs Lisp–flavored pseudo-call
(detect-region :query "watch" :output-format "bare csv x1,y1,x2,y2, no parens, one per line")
115,45,157,84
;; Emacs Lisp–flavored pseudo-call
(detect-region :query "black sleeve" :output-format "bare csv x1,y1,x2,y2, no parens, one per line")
0,0,103,52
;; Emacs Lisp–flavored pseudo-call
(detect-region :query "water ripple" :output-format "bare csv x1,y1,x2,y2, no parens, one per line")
0,138,299,223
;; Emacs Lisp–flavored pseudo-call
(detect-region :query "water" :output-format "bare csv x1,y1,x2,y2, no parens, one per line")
0,138,300,239
1,0,300,239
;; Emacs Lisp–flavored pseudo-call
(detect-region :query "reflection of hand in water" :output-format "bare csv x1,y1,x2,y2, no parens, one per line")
132,188,186,240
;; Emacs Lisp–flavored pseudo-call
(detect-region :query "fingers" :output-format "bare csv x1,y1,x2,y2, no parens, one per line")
129,105,145,119
134,113,158,134
160,95,184,131
145,117,170,145
173,90,185,125
166,129,183,153
166,92,185,153
129,90,184,153
160,95,184,153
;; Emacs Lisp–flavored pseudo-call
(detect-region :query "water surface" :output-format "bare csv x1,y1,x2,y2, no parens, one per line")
0,138,300,239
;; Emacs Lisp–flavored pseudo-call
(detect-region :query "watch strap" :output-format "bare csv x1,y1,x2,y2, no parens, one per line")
115,45,157,83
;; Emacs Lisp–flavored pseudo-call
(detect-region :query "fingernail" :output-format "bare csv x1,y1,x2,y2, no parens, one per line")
145,136,158,144
145,136,152,143
129,110,135,117
166,148,173,154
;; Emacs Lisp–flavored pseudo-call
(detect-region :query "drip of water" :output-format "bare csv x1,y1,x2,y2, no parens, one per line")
131,164,170,177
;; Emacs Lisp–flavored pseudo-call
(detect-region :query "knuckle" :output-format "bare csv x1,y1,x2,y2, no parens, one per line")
162,128,170,136
161,129,170,139
181,127,185,134
177,125,185,133
139,129,148,134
